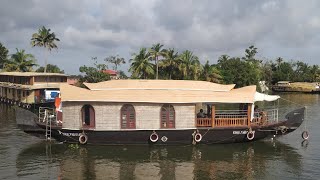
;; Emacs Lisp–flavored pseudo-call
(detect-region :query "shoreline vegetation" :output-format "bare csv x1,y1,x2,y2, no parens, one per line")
1,27,319,90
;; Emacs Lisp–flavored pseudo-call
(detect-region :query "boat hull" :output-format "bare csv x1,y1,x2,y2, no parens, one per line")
48,125,293,145
18,106,306,145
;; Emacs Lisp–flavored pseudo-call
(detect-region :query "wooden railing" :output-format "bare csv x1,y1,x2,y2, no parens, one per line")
195,109,278,128
215,117,247,127
196,118,212,127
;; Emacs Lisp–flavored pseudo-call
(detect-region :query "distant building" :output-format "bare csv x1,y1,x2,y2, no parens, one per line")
102,69,119,80
0,72,68,105
67,76,79,85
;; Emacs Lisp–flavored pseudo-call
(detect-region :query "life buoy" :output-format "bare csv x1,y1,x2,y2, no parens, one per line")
150,132,158,143
194,133,202,142
301,131,309,140
281,127,288,134
79,134,88,144
247,131,255,141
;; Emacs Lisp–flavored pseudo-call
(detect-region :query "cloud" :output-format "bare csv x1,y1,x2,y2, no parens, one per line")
0,0,320,74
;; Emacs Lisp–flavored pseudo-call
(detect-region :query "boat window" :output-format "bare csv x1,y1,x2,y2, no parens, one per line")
160,104,175,128
81,104,95,128
120,104,136,129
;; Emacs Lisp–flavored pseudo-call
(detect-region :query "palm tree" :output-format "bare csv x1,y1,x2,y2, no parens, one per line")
129,48,154,79
31,26,60,73
159,48,180,79
179,50,201,80
201,61,222,83
0,42,9,69
4,49,37,72
149,43,166,79
104,55,125,71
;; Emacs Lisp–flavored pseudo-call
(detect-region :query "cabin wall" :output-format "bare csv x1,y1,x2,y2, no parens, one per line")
62,102,196,130
174,104,195,128
94,103,121,130
62,102,82,130
134,103,161,129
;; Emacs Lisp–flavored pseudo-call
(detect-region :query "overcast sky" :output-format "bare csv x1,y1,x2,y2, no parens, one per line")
1,0,320,75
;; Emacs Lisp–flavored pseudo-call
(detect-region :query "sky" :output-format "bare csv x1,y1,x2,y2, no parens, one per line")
1,0,320,75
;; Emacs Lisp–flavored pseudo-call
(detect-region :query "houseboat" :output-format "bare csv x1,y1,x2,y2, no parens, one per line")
27,80,306,145
272,81,320,93
0,72,68,109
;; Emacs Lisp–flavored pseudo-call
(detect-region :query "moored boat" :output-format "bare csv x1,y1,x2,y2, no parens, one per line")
30,80,305,145
272,81,320,93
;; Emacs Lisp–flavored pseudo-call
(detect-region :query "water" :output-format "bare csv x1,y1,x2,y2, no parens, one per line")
0,93,319,180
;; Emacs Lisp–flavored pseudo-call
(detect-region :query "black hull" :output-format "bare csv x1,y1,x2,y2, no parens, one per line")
49,128,279,145
17,106,306,145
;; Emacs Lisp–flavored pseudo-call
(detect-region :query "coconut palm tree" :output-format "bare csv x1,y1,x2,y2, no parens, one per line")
104,55,126,71
129,48,154,79
159,48,180,79
179,50,201,80
4,49,37,72
149,43,166,79
31,26,60,73
201,61,222,83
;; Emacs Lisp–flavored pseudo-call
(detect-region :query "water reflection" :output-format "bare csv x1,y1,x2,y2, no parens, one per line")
16,141,302,180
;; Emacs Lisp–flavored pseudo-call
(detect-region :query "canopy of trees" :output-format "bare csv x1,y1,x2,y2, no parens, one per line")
0,42,9,69
79,57,110,84
36,64,64,73
3,49,38,72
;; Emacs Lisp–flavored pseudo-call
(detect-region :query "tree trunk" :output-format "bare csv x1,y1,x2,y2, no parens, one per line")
44,49,48,73
156,56,158,79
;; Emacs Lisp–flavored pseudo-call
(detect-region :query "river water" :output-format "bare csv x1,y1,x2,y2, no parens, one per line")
0,93,319,180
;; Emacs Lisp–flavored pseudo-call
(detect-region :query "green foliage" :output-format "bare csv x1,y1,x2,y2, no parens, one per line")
31,26,60,73
36,64,64,73
129,48,154,79
149,43,166,79
201,61,223,83
269,59,320,84
79,57,110,83
68,144,79,150
217,46,263,88
4,49,38,72
0,42,9,69
159,48,180,79
118,70,128,79
31,26,60,51
104,55,125,71
178,50,202,80
125,44,320,89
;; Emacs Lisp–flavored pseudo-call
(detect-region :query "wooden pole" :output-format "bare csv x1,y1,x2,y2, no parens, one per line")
247,104,252,127
211,105,215,128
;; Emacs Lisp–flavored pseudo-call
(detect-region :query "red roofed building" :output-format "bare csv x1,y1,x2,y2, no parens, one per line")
102,69,119,79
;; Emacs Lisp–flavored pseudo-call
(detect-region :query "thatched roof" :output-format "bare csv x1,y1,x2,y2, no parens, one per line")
84,80,235,91
61,80,256,104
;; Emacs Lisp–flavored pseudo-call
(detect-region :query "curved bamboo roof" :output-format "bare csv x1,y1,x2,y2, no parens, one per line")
61,80,256,104
84,80,235,92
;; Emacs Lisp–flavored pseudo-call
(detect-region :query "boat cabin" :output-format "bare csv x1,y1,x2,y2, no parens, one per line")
48,80,280,130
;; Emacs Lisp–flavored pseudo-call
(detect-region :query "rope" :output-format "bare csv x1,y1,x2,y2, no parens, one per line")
280,97,304,107
304,106,308,131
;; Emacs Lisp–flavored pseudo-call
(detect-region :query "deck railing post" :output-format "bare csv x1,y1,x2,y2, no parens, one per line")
211,105,215,128
247,104,252,126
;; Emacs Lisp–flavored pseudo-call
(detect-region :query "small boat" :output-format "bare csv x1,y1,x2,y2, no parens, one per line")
272,81,320,93
29,80,306,145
